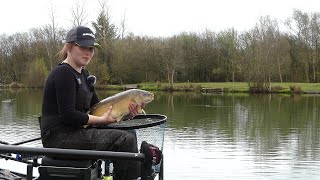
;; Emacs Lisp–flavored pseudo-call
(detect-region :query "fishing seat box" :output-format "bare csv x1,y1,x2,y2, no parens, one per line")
38,156,101,180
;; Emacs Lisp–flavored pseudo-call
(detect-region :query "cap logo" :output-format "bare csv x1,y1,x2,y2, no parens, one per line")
82,33,95,38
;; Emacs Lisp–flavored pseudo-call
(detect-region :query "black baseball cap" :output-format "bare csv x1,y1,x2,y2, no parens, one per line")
64,26,100,47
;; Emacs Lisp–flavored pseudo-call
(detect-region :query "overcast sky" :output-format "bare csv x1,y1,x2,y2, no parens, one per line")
0,0,319,37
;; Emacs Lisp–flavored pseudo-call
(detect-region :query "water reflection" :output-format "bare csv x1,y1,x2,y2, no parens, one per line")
0,89,41,146
1,90,320,179
150,92,320,179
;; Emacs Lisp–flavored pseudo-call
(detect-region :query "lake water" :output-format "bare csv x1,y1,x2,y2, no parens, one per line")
1,89,320,179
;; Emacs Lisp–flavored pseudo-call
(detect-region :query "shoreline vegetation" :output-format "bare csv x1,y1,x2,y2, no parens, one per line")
1,82,320,94
3,9,320,91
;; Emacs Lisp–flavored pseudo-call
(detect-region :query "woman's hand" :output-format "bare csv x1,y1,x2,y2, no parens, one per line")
100,106,117,124
127,102,145,119
87,106,117,125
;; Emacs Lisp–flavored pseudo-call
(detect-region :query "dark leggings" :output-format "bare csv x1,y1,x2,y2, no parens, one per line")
41,126,140,179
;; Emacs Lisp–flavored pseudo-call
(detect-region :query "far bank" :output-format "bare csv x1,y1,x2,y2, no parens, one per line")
97,82,320,94
2,82,320,94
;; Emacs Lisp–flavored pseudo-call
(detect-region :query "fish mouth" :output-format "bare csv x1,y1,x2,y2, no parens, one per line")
145,93,154,103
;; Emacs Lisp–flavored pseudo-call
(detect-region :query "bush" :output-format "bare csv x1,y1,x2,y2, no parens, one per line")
162,85,174,92
248,82,271,93
187,84,202,91
289,85,302,94
9,82,23,88
24,57,48,87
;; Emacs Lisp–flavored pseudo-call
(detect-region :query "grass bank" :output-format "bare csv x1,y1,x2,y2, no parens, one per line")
2,82,320,94
95,82,320,94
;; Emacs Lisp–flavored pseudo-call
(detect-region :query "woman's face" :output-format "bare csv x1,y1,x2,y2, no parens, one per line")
69,43,95,67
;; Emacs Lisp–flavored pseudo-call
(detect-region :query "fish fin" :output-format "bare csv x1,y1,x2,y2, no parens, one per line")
141,109,146,115
83,125,89,128
116,116,124,122
137,105,143,113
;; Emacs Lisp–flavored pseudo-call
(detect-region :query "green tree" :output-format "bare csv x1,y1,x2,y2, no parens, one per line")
92,1,117,79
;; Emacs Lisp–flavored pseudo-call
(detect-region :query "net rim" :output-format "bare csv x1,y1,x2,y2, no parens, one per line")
92,114,167,130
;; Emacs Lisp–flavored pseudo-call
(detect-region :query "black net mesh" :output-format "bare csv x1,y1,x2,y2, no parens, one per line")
136,121,166,173
93,114,167,174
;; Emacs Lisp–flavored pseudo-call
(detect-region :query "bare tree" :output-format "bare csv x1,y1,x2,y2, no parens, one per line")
309,13,320,82
44,1,61,69
71,0,88,26
216,28,241,82
119,10,127,39
285,9,314,82
238,16,283,90
161,36,184,86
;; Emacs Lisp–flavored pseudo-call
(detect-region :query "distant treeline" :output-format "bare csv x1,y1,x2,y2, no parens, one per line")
1,8,320,87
